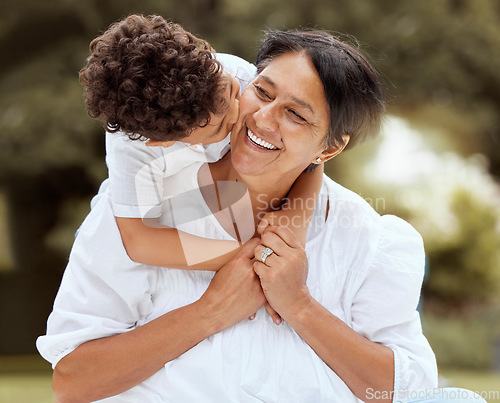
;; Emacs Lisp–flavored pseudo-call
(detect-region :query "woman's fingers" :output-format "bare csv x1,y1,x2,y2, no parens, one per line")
254,244,278,266
254,225,306,267
253,224,310,319
248,305,281,325
253,260,267,278
236,237,263,265
264,303,282,325
240,237,262,257
259,231,286,256
256,216,270,235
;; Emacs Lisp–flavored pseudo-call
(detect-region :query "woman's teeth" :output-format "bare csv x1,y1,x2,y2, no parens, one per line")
247,130,278,150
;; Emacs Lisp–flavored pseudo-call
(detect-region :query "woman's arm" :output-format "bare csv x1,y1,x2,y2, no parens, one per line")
283,300,394,402
253,226,394,402
116,217,240,271
257,165,323,247
53,239,265,403
53,298,214,403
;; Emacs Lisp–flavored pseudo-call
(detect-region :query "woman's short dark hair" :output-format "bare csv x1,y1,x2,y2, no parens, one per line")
79,14,226,141
256,30,385,153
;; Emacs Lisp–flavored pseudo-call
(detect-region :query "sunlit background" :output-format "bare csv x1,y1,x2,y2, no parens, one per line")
1,0,499,401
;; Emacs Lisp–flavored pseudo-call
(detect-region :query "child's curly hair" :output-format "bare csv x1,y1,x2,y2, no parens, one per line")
79,14,226,141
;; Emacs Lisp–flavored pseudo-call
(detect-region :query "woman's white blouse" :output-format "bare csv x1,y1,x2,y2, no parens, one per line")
37,170,438,402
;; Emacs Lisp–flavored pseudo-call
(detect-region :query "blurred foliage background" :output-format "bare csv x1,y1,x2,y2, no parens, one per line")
1,0,499,391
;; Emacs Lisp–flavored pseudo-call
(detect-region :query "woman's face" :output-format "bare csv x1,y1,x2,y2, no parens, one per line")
230,51,330,180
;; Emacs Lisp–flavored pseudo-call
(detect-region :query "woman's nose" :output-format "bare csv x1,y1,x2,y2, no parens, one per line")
254,103,278,134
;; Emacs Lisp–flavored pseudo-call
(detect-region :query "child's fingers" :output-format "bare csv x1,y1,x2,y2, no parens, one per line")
263,225,302,249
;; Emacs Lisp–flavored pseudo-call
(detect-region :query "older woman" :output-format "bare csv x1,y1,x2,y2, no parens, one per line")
38,30,439,402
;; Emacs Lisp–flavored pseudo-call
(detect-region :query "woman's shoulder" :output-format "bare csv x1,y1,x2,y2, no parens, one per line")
321,175,380,224
317,176,424,273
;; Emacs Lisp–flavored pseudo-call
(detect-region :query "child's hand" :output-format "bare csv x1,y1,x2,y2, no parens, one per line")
257,211,284,236
257,209,308,248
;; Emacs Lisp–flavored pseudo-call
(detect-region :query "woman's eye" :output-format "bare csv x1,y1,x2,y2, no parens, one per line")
289,109,307,122
254,85,270,100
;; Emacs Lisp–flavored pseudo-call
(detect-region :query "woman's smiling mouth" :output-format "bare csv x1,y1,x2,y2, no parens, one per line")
246,129,279,150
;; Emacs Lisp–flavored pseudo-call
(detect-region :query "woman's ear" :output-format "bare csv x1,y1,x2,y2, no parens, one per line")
146,140,176,148
314,135,350,164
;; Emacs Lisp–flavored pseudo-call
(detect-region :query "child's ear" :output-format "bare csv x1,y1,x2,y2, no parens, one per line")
315,135,350,164
146,140,176,148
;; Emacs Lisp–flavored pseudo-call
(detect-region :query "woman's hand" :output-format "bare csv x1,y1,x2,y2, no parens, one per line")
200,238,268,333
253,226,311,321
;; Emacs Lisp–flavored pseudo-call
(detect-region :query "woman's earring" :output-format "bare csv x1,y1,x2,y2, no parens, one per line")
316,157,322,163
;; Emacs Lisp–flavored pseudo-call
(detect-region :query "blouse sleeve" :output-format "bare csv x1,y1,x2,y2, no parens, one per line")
350,215,438,395
36,195,157,368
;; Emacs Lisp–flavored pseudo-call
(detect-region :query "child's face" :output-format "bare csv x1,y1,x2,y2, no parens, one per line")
146,71,240,148
178,71,241,146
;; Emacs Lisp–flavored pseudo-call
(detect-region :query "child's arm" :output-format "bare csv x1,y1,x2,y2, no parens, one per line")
117,165,323,271
116,217,241,271
257,165,324,247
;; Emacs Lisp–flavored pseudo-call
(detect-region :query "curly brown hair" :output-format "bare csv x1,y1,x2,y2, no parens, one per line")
79,14,226,141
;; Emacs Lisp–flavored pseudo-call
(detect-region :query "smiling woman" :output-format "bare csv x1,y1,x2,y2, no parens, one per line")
36,29,454,402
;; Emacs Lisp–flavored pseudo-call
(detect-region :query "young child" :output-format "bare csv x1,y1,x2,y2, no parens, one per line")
79,14,323,270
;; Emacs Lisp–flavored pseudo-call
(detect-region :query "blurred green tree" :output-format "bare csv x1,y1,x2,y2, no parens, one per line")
423,189,500,308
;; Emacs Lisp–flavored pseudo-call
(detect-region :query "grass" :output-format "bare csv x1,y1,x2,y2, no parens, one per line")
1,355,500,402
0,355,54,403
439,368,500,402
0,373,54,403
419,306,500,401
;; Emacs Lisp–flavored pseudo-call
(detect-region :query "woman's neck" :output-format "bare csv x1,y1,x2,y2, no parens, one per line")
209,152,295,219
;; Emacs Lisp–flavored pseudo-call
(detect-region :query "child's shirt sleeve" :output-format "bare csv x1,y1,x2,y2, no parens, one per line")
215,53,257,95
105,133,167,219
106,134,231,220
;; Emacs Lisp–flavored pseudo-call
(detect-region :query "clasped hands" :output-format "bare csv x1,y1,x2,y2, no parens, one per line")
200,219,310,332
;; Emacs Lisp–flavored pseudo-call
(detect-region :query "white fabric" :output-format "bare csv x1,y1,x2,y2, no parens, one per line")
37,164,438,402
105,53,256,218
